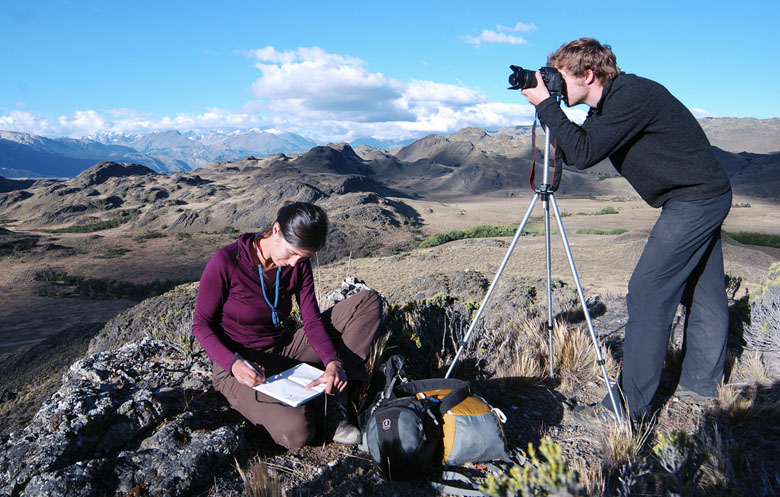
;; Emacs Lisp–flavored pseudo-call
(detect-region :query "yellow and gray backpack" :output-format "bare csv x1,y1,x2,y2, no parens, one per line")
360,356,511,481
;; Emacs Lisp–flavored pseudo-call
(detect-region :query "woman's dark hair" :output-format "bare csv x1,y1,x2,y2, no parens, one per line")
266,201,328,252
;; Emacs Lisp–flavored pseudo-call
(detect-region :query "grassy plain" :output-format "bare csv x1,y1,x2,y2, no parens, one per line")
317,193,778,300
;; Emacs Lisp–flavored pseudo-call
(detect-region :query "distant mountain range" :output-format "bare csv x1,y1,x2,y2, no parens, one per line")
0,129,319,178
1,118,778,181
1,121,778,262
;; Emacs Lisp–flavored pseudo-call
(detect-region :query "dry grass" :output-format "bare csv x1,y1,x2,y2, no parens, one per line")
494,315,548,383
716,381,780,423
235,456,284,497
740,351,770,385
571,458,606,496
492,315,619,395
598,417,654,471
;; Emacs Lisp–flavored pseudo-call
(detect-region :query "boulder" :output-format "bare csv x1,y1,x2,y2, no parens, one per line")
0,339,242,497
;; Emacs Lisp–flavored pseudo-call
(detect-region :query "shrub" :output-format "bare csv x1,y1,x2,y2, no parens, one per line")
418,223,526,248
480,436,581,496
723,231,780,249
744,262,780,351
653,430,698,478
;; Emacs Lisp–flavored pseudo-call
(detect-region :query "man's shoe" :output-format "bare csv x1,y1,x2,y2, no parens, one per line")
569,404,620,426
674,386,713,402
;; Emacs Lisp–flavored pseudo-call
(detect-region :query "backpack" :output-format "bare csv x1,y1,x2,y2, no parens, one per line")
360,356,511,480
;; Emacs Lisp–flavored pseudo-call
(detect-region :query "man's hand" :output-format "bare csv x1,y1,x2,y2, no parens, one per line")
307,360,348,395
231,358,265,388
521,72,551,106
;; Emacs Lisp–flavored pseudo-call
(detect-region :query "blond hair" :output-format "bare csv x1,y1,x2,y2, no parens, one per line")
547,38,620,83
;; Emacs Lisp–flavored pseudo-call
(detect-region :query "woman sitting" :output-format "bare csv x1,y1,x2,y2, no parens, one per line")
192,201,382,449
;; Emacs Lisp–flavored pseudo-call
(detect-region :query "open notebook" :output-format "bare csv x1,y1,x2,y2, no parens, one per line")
254,363,326,407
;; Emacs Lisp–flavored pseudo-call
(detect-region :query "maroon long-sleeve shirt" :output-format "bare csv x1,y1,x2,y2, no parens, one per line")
192,233,337,372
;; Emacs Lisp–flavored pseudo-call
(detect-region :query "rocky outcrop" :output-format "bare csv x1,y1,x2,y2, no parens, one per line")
72,162,157,188
0,338,242,497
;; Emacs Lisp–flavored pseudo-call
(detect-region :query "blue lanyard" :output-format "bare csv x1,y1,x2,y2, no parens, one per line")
254,233,281,326
259,265,282,326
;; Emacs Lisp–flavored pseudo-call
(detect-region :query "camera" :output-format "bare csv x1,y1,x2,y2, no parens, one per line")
508,65,565,96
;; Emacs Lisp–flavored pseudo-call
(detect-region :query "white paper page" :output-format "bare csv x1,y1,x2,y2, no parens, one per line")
254,363,325,407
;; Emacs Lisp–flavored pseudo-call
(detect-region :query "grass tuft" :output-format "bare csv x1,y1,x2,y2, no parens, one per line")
235,456,283,497
598,416,653,471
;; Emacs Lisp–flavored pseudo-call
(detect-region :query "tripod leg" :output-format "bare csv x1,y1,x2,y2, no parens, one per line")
445,193,541,378
549,194,625,423
543,195,555,378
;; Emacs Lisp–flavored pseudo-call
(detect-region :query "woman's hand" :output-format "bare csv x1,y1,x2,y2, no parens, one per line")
307,360,348,395
231,358,265,388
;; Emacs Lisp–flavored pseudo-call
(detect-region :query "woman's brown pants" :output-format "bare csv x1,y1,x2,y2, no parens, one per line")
212,290,382,449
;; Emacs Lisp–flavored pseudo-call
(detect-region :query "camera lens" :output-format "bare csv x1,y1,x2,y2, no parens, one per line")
508,65,538,90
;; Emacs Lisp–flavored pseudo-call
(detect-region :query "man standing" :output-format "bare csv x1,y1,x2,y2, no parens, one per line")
521,38,732,422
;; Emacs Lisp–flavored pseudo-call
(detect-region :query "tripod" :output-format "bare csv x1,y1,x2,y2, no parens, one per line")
444,121,624,424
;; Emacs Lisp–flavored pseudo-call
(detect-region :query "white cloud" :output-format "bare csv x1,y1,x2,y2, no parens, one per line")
56,110,109,137
497,22,537,33
464,30,529,47
244,46,297,64
247,46,411,123
0,110,56,136
1,46,542,143
464,21,536,46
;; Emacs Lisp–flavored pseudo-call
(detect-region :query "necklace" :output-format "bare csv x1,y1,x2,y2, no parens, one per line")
254,233,281,326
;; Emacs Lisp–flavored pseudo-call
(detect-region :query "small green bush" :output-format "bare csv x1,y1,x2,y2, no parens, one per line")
481,436,581,496
723,231,780,249
596,206,619,215
745,262,780,351
418,223,523,248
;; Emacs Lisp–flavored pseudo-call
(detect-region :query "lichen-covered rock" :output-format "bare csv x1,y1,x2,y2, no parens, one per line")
0,338,242,497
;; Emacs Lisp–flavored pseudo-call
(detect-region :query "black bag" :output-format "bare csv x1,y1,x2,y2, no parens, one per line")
361,356,509,481
363,394,443,480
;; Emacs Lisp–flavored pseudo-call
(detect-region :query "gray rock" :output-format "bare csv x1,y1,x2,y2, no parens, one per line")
0,338,242,497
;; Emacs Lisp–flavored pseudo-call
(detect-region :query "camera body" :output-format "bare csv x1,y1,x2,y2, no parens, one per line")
508,65,565,96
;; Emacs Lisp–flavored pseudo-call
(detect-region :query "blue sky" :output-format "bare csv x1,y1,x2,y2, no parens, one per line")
2,0,778,143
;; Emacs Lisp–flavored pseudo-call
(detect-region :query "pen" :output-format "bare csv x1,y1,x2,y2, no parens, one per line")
235,352,265,379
